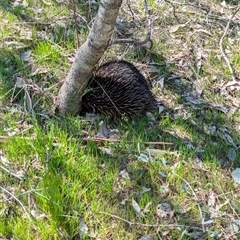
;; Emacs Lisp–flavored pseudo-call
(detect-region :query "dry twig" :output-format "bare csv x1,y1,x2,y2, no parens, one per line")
165,0,209,13
98,211,203,230
173,173,205,232
0,186,32,221
0,136,34,142
71,0,80,48
0,135,173,146
0,165,23,180
219,5,240,83
82,137,173,145
164,0,179,21
109,0,152,47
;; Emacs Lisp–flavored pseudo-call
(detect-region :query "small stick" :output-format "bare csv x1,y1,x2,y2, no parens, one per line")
173,173,205,232
0,165,22,180
0,135,173,146
126,0,135,22
0,136,35,142
143,0,152,47
164,0,209,13
0,186,32,221
82,137,174,145
109,0,152,47
219,5,240,83
72,0,80,48
164,0,180,21
98,211,203,230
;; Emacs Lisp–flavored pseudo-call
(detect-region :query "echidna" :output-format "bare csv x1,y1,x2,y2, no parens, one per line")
81,60,155,118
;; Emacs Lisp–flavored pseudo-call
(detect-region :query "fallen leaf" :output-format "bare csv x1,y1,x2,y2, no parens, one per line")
98,147,113,156
194,29,212,36
231,220,240,233
232,168,240,184
137,153,149,162
156,202,173,218
30,210,46,219
227,148,236,161
119,169,130,180
15,170,26,179
132,198,144,217
15,77,25,88
97,121,110,138
139,234,157,240
24,89,33,113
79,218,88,239
0,150,10,165
169,23,187,33
208,190,216,208
21,50,32,62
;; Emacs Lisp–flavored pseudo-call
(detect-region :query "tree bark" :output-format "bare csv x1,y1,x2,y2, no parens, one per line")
57,0,122,115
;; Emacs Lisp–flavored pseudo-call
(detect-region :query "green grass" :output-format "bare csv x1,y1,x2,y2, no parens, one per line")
1,0,240,239
33,41,67,68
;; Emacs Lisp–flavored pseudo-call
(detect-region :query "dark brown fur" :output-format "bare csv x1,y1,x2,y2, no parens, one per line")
82,60,155,118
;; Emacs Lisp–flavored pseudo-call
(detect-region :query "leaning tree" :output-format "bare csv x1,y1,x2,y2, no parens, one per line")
57,0,122,115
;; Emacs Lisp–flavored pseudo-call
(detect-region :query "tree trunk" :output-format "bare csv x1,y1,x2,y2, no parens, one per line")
57,0,122,115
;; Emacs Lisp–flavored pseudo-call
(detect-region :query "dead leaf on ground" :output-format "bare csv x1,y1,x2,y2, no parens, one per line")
183,228,206,240
113,169,131,199
132,198,145,217
24,89,33,114
15,77,25,88
232,168,240,184
216,127,237,148
156,202,173,219
97,121,110,138
29,68,49,77
169,23,188,33
79,218,89,240
97,121,119,139
138,234,157,240
98,147,113,156
30,209,46,219
0,150,10,165
20,50,32,62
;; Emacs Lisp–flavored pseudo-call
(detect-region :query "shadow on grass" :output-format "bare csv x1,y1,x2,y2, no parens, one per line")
160,72,239,167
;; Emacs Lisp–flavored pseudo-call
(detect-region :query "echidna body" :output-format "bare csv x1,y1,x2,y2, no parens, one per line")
82,60,155,118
